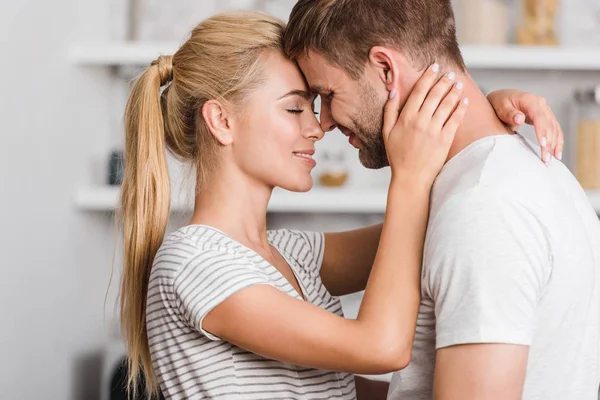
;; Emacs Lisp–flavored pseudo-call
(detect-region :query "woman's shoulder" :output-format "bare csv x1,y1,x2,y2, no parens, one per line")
152,225,254,280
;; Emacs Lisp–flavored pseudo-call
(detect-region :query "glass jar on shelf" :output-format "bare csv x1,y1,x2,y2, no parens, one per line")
457,0,510,46
318,150,349,187
573,86,600,189
516,0,560,46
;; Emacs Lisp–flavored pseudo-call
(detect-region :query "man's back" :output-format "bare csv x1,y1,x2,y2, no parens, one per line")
388,133,600,400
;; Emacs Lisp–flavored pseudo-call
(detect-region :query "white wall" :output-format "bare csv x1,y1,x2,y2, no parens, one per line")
0,0,117,399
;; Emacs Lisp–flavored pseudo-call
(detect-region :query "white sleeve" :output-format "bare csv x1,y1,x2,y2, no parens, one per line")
424,189,553,349
173,250,273,341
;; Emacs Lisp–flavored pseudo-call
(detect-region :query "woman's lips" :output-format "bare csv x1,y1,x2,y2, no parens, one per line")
293,152,317,167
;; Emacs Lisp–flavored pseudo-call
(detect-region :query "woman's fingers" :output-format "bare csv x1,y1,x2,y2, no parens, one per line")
382,83,402,142
402,63,440,117
383,64,468,183
420,71,458,119
555,119,565,160
431,80,464,130
441,97,469,142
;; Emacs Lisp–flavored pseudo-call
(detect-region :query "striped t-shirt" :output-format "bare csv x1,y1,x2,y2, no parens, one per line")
146,225,357,399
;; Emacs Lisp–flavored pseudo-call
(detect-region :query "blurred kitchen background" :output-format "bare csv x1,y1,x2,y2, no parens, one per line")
2,0,600,398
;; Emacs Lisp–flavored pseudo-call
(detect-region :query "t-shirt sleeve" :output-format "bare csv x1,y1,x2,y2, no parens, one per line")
172,250,273,341
424,189,553,349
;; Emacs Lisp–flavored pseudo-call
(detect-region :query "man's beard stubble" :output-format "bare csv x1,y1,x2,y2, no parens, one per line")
352,81,389,169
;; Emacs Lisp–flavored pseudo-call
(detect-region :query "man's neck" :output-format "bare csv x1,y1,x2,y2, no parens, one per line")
446,74,513,161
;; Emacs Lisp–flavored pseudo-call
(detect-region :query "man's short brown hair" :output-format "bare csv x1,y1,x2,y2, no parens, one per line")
283,0,465,80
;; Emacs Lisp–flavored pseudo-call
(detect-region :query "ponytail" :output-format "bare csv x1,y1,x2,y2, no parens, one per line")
119,55,173,397
117,10,288,398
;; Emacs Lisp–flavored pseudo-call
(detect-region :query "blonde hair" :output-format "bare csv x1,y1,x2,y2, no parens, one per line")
119,11,285,397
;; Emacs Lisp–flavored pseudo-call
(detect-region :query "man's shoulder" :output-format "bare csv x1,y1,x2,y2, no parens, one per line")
429,187,506,231
429,134,548,223
425,184,547,258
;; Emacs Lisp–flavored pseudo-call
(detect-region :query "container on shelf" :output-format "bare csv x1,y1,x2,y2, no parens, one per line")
516,0,560,46
108,150,125,186
573,86,600,189
560,0,600,47
318,150,349,187
457,0,510,46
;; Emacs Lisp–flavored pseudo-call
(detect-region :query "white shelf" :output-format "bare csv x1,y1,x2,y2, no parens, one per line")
75,186,389,213
69,42,180,66
460,45,600,70
70,43,600,70
75,186,600,214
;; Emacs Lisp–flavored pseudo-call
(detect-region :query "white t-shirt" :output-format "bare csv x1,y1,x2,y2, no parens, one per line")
388,134,600,400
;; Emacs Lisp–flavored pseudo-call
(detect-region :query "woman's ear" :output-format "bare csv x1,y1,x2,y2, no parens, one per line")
202,100,233,146
368,46,400,93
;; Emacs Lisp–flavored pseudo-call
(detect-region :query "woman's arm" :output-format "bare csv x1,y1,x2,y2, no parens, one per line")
319,89,564,297
202,64,468,374
203,178,433,374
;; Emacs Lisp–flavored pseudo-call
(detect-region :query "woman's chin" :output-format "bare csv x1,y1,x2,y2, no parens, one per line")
279,177,314,193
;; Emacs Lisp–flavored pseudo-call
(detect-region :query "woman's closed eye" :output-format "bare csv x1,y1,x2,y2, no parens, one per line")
287,108,320,115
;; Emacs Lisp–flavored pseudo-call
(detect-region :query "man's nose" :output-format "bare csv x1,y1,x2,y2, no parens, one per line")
319,102,337,132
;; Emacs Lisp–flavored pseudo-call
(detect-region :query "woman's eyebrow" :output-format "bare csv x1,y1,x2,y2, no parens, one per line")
278,89,316,101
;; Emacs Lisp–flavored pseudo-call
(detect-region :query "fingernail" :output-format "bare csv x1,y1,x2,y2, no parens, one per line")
456,81,463,90
447,72,455,81
544,151,551,164
557,152,563,161
389,89,396,99
514,114,525,124
431,63,439,72
541,137,547,147
463,97,469,105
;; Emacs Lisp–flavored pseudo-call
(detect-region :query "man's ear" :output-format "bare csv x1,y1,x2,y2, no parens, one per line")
368,46,401,93
201,100,233,146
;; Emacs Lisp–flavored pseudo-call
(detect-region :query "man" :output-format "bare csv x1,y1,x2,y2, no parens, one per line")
283,1,600,399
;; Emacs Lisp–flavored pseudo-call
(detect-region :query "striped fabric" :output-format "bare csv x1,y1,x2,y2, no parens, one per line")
146,225,356,399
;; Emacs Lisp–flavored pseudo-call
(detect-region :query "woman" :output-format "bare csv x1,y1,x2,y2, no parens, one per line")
119,11,562,400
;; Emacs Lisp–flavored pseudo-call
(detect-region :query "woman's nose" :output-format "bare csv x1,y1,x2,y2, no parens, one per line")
306,121,325,141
